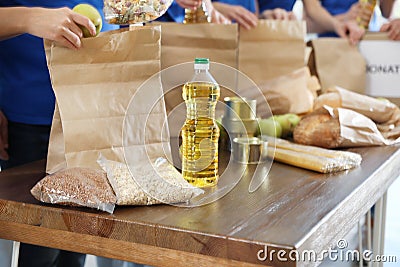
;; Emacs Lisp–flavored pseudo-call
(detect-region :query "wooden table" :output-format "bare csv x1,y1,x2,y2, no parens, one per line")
0,145,399,267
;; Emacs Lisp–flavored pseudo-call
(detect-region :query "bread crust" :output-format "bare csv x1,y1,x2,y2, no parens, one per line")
293,111,342,148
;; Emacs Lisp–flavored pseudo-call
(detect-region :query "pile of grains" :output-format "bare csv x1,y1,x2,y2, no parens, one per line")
31,168,116,213
104,0,172,24
98,157,204,205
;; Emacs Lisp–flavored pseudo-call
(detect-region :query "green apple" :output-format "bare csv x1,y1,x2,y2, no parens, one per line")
258,118,282,138
274,113,300,138
73,4,102,37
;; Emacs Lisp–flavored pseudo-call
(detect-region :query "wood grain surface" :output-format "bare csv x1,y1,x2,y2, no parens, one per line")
0,145,399,267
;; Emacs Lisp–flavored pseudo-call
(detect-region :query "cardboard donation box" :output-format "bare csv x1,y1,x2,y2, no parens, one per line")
359,33,400,103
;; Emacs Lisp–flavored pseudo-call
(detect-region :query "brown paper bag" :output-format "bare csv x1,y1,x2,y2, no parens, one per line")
314,86,400,140
314,86,398,123
238,19,307,84
309,38,366,94
151,22,238,117
236,67,320,116
45,27,169,173
156,22,239,69
293,106,400,148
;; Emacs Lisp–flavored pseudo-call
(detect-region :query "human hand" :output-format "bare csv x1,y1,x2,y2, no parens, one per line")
26,7,96,49
341,3,361,21
210,8,231,25
212,2,257,29
333,19,365,45
380,19,400,40
261,8,297,20
175,0,201,9
0,111,9,161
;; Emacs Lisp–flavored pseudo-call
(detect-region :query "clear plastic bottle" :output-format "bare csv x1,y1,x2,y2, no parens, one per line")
357,0,377,29
181,58,220,187
183,0,211,24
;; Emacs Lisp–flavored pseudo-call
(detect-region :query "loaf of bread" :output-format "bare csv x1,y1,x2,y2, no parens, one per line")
293,109,342,148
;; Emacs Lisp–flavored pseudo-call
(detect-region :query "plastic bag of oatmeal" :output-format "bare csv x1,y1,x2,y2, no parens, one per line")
97,155,204,205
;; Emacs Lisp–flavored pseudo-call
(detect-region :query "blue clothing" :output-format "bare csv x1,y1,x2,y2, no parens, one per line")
320,0,357,16
157,2,185,22
258,0,296,12
319,0,357,37
0,0,117,125
213,0,256,13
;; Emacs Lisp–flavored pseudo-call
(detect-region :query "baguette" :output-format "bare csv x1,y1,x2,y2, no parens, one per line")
265,138,362,173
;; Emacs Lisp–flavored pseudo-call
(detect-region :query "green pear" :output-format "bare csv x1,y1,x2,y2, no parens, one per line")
73,4,102,37
258,118,282,138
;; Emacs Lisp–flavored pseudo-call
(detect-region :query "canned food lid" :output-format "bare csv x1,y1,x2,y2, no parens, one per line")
232,137,268,164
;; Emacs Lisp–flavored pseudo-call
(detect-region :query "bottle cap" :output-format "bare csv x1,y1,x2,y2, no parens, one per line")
194,58,209,70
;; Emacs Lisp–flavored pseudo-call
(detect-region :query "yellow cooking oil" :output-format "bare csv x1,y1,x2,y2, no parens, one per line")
181,60,220,187
357,0,377,29
183,0,211,24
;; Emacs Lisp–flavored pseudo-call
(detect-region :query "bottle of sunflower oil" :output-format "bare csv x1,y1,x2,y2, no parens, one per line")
183,0,211,24
181,58,220,188
357,0,377,29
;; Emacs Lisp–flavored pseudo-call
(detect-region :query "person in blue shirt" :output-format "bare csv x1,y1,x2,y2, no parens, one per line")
256,0,364,44
311,0,396,36
306,0,364,37
304,0,395,41
0,1,117,267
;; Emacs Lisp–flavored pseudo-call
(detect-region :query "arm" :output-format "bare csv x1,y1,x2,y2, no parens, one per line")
303,0,341,34
334,2,360,22
380,18,400,40
0,111,8,161
380,0,395,18
0,7,96,49
303,0,364,44
212,2,258,29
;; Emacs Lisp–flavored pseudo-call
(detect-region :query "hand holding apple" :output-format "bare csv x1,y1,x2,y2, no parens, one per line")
73,4,102,37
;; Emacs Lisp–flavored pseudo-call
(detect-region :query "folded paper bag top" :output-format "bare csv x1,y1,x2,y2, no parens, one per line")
44,27,170,174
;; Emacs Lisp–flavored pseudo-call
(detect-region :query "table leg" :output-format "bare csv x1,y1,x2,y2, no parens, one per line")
11,241,20,267
367,210,372,267
358,219,364,267
372,193,388,267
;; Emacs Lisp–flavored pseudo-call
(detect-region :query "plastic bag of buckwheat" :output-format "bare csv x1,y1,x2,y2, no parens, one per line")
31,167,116,213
